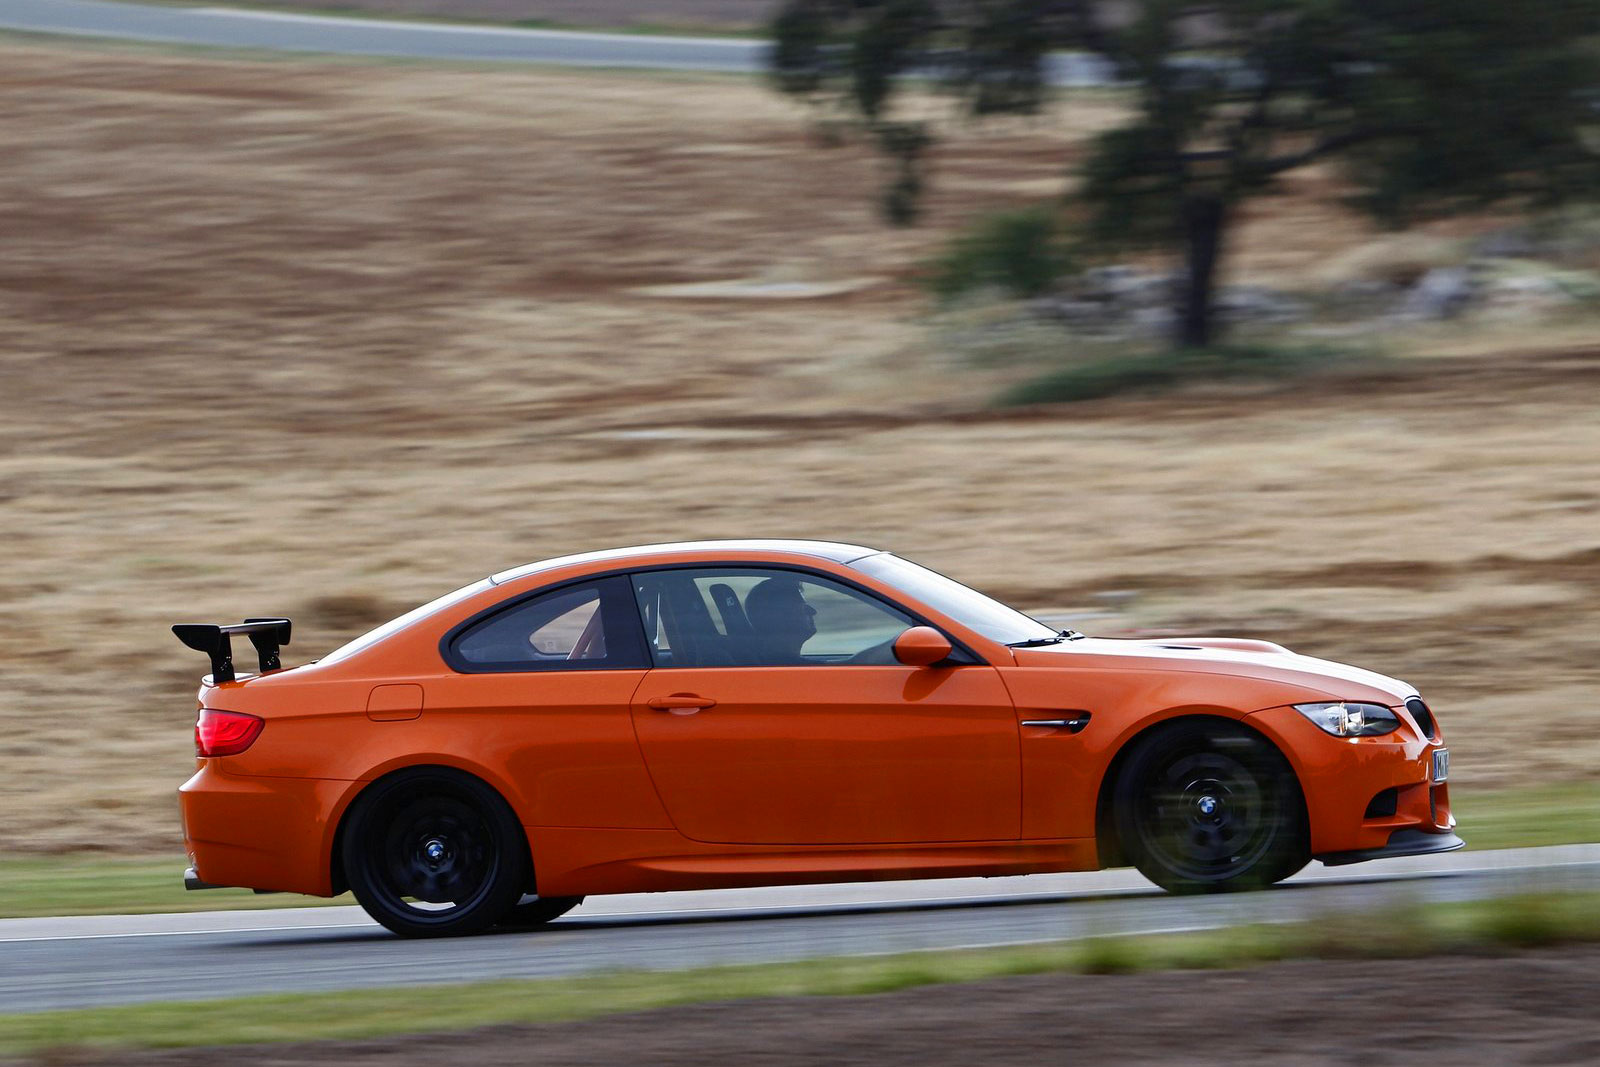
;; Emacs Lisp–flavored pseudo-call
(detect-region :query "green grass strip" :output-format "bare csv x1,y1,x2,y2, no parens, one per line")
0,856,343,918
1450,781,1600,851
3,890,1598,1056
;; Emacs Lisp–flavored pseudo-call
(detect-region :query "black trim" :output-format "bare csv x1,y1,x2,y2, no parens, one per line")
439,560,987,674
183,866,226,891
1316,828,1465,867
1405,697,1438,741
1020,713,1092,734
442,574,650,674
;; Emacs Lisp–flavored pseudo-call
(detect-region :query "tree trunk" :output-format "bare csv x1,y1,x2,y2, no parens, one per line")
1176,196,1226,349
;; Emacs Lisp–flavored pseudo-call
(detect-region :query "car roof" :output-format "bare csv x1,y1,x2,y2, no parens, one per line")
489,540,882,585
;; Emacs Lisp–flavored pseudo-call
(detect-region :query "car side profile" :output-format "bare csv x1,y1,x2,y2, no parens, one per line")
175,540,1460,937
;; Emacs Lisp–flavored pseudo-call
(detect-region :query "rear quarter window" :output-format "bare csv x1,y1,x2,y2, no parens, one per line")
445,575,648,672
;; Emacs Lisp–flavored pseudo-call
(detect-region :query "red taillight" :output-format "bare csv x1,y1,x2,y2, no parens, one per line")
194,709,264,757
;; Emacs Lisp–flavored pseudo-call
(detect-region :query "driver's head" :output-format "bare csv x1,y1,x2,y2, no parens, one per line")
745,577,817,658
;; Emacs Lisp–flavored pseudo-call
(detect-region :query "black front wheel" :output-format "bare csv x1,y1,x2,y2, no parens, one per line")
342,768,530,937
1113,721,1308,893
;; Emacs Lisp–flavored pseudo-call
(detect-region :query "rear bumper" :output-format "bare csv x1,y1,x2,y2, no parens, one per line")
180,763,351,896
1317,828,1466,867
184,866,225,890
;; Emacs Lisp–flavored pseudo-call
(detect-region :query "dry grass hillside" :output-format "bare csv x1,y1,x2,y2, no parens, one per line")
0,38,1595,853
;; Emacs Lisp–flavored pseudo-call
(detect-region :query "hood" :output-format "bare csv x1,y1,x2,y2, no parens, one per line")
1011,635,1416,705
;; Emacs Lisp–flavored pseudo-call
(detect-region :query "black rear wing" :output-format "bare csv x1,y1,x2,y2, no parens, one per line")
172,618,292,684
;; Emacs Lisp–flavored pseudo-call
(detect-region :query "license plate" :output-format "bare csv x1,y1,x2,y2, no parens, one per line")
1431,748,1449,783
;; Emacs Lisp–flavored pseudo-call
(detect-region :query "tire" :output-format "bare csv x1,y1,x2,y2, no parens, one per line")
497,895,585,929
1112,720,1308,894
342,767,530,938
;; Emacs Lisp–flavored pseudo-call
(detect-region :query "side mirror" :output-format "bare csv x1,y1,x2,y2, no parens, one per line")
893,626,953,667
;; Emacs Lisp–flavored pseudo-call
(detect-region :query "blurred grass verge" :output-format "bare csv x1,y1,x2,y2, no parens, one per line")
1453,781,1600,850
3,889,1597,1055
0,856,345,919
1,782,1592,919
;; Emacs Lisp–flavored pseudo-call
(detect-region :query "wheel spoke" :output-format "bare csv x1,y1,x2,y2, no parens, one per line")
1131,742,1285,882
361,789,503,914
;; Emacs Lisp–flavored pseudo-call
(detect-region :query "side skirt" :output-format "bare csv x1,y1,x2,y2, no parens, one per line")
526,827,1100,897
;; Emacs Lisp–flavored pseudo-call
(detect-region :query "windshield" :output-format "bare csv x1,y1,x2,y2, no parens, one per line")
320,578,494,664
849,553,1060,646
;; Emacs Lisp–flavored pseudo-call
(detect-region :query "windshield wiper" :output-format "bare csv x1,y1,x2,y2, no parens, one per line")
1007,629,1086,648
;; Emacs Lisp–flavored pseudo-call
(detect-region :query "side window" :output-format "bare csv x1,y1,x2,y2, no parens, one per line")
449,576,647,671
633,568,915,668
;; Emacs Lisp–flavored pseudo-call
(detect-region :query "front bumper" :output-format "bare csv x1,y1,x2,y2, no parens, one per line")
1317,828,1466,867
1246,704,1455,857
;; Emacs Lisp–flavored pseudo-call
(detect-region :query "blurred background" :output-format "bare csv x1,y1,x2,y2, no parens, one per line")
0,0,1595,893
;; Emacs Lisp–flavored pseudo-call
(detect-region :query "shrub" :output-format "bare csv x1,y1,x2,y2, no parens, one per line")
927,206,1074,302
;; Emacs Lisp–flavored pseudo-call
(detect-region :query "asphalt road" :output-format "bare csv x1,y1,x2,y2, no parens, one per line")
0,0,1115,82
3,844,1595,1014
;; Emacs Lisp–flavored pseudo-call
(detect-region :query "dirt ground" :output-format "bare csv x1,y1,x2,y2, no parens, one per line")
0,38,1596,853
21,945,1600,1065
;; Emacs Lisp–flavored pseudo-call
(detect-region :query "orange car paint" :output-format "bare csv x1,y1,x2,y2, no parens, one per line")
178,541,1455,898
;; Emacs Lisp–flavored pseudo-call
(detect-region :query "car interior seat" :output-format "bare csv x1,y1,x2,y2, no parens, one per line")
707,582,757,664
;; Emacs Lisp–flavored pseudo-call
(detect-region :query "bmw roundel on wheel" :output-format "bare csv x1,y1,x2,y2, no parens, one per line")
174,540,1462,937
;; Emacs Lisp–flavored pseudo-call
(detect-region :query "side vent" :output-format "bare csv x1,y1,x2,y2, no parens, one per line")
1364,787,1399,819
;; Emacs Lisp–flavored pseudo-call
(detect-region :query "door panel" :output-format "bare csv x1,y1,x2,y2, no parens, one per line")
434,575,664,828
630,665,1021,844
439,669,666,828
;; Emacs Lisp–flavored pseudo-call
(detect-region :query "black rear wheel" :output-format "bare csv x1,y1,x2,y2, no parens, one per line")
1113,721,1307,893
497,895,584,929
342,768,529,937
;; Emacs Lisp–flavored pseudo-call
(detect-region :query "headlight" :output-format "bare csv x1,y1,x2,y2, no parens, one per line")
1293,701,1401,737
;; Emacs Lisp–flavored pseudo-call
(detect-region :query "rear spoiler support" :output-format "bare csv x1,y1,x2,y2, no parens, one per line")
172,618,292,684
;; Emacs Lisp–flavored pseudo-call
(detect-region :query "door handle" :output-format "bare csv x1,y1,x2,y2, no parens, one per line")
646,694,717,714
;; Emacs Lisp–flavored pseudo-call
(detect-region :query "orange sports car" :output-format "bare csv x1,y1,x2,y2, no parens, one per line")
175,540,1460,937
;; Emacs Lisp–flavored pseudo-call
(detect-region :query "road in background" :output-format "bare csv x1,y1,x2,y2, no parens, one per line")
0,0,1114,82
3,845,1595,1013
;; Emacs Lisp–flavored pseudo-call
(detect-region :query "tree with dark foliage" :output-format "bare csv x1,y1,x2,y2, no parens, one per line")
771,1,1600,347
